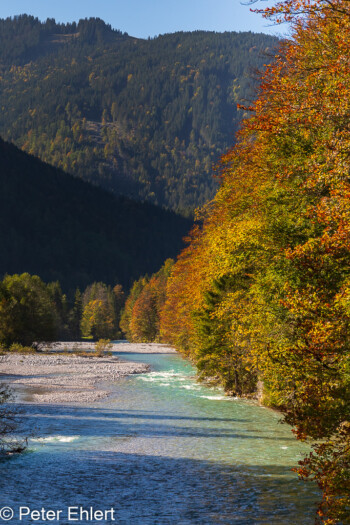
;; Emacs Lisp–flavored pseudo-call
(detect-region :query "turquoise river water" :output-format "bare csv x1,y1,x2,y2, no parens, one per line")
0,349,318,524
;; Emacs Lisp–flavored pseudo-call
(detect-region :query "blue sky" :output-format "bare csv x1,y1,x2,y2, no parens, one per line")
0,0,284,38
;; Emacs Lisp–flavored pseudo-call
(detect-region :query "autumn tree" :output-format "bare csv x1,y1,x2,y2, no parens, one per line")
120,276,149,340
80,299,115,339
122,259,174,342
80,282,122,339
129,286,158,342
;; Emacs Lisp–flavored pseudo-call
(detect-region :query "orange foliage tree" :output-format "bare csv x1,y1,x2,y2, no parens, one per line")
121,259,174,342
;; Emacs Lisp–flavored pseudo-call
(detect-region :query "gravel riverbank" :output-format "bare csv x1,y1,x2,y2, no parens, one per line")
44,341,178,354
0,343,177,404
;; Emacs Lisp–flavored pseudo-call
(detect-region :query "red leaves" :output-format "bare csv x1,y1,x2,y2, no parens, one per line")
294,424,350,524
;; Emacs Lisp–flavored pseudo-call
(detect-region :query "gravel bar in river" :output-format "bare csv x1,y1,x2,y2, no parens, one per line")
0,351,151,404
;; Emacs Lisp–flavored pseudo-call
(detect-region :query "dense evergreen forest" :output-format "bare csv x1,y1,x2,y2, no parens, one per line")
121,1,350,522
0,15,278,214
0,136,190,292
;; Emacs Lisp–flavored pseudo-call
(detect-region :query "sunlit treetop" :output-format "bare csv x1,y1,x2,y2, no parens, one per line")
250,0,350,25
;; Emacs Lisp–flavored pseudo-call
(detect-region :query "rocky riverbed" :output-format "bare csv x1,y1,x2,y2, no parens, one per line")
0,343,177,404
0,351,152,404
43,341,178,354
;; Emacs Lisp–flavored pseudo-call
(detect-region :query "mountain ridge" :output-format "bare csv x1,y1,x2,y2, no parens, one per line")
0,15,279,214
0,135,191,292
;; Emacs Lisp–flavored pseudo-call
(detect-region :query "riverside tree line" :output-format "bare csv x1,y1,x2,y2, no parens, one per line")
0,273,125,349
120,1,350,522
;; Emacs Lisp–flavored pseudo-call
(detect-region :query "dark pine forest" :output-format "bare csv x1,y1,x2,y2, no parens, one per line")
0,137,190,292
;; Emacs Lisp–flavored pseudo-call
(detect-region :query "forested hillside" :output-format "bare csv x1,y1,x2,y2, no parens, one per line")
0,15,278,214
0,137,190,292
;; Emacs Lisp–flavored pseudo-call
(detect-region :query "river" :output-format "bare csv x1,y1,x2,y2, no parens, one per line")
0,349,318,524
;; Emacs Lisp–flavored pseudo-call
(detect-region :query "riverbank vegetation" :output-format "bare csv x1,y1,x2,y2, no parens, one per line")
122,1,350,522
0,273,125,349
